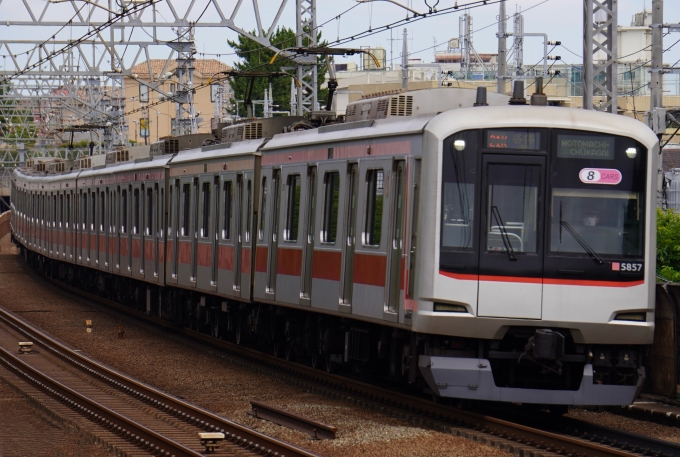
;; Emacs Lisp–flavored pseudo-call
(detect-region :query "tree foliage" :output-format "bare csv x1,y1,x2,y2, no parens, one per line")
657,208,680,282
227,27,328,117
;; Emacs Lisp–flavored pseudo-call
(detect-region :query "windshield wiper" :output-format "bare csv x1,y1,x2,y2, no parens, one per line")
559,220,604,264
490,205,517,261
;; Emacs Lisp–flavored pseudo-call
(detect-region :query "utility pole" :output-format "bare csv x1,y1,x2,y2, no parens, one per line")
648,0,665,136
583,0,618,112
402,28,409,90
497,0,508,94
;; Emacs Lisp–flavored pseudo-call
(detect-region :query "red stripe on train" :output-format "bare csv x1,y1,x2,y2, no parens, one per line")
439,270,643,287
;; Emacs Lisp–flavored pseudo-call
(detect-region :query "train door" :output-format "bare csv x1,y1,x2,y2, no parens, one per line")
80,190,88,263
66,191,72,260
196,175,214,291
253,172,270,300
265,169,281,300
385,160,406,322
89,190,97,266
300,165,317,306
156,183,163,281
310,164,344,311
477,155,545,319
167,179,179,285
216,174,237,297
210,177,219,290
143,184,155,281
406,159,421,313
130,184,142,277
274,165,307,304
191,177,199,287
109,186,116,272
339,163,358,312
121,185,132,275
99,188,106,268
177,178,193,287
233,174,244,296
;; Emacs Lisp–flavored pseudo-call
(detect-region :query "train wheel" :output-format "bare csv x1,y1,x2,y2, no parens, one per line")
285,340,295,362
235,315,245,345
325,353,336,374
310,351,320,369
272,341,282,357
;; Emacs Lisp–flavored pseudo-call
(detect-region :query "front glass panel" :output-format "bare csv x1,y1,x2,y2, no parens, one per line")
485,164,539,254
439,128,648,280
549,131,645,258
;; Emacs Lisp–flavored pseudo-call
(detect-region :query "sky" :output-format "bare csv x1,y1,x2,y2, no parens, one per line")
0,0,678,74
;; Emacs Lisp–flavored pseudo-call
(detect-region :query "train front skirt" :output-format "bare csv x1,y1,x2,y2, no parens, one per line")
419,356,645,405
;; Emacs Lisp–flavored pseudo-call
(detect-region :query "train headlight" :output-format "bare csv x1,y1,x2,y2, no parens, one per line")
625,147,637,159
453,139,466,151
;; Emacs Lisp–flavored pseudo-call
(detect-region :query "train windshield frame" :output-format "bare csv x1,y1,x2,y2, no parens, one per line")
440,128,647,279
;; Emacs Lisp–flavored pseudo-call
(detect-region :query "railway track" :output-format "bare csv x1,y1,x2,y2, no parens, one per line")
32,275,680,457
0,306,320,457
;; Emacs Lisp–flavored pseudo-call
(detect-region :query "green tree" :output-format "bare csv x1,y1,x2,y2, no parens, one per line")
0,81,37,142
657,208,680,282
227,27,328,117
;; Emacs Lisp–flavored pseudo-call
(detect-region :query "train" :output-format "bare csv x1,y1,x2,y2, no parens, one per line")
10,82,659,406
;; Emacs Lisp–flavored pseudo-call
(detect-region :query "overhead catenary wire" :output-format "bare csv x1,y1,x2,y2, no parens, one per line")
0,1,159,85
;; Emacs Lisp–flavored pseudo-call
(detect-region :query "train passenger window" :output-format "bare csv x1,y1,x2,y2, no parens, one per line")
223,181,232,240
100,192,105,232
201,182,210,238
182,183,190,237
82,192,87,230
284,174,301,242
110,191,115,234
91,192,96,231
245,179,252,243
159,187,164,237
65,194,70,228
441,131,477,251
53,195,57,227
133,188,140,235
59,194,63,228
121,189,128,234
363,169,384,247
258,177,267,241
321,171,340,243
168,185,173,237
146,187,153,236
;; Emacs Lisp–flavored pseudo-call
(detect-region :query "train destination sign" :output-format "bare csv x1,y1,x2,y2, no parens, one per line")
557,135,614,160
485,130,541,150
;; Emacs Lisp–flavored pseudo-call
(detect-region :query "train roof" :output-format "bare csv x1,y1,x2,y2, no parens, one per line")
170,138,264,165
425,105,659,148
262,114,434,151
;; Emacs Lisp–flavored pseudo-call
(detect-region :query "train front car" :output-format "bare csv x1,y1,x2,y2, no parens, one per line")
416,106,658,405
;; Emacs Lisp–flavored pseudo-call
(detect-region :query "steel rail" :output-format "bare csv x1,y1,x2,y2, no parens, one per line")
39,276,666,457
0,307,320,457
248,400,337,440
0,345,203,457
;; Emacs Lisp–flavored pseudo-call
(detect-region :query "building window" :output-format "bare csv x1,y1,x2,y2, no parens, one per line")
139,84,149,103
140,118,149,138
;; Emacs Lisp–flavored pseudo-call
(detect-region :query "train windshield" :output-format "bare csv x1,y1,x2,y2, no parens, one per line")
549,130,645,257
440,128,647,273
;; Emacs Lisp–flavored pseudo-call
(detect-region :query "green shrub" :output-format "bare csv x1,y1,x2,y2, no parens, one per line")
657,208,680,282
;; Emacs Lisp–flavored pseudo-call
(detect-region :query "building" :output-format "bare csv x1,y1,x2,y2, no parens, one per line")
125,59,232,143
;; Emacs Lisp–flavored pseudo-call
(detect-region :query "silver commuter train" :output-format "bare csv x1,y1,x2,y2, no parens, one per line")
10,86,658,406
